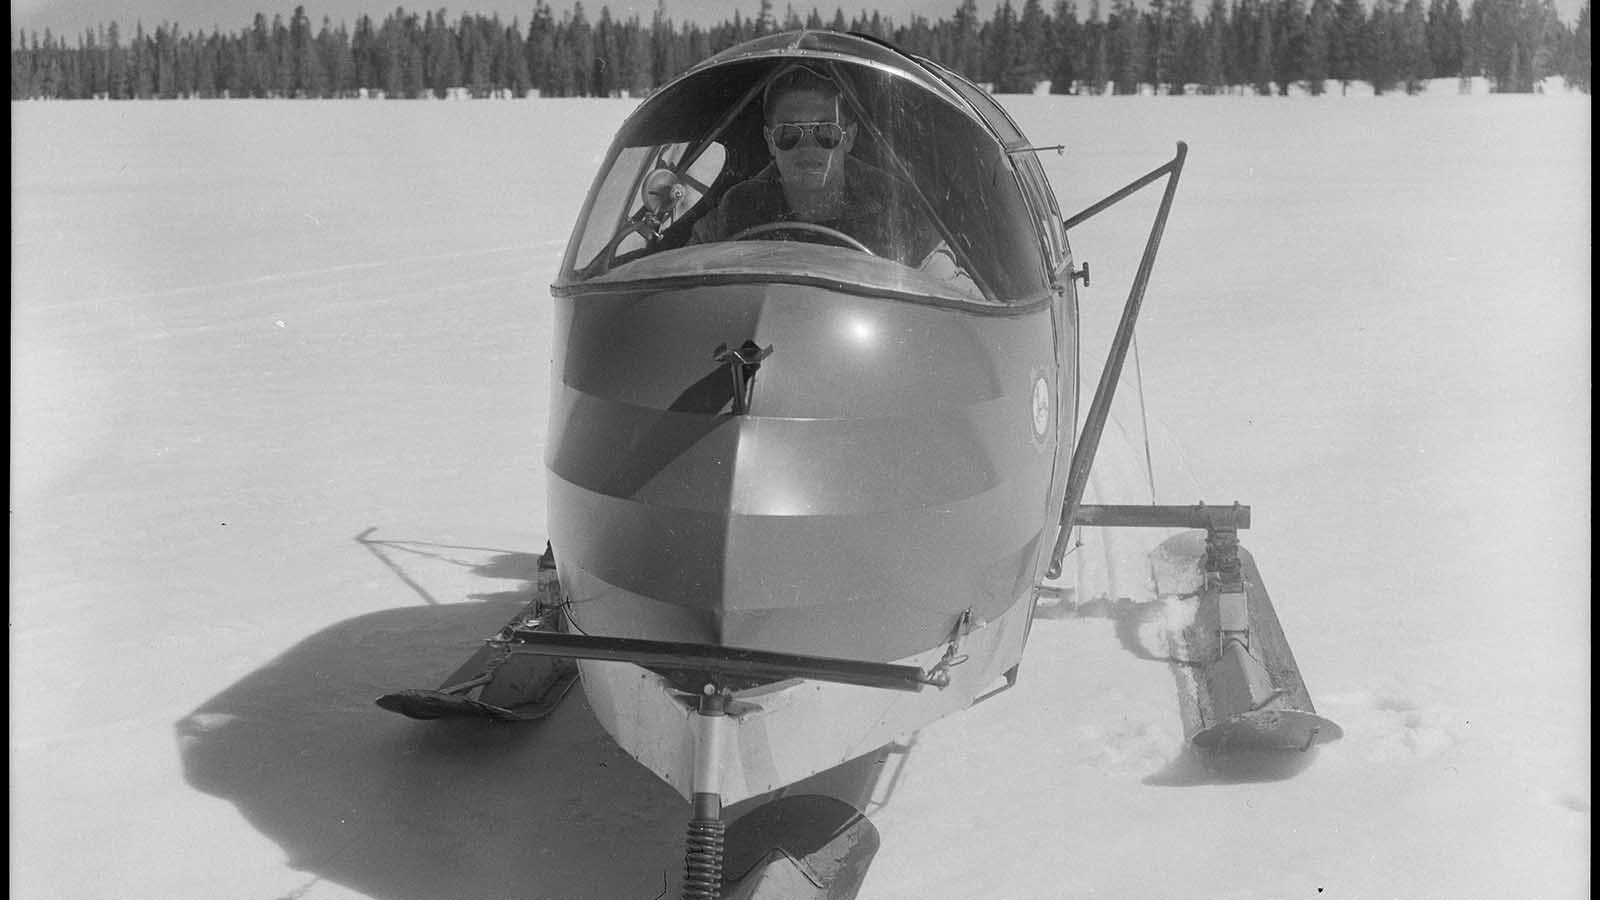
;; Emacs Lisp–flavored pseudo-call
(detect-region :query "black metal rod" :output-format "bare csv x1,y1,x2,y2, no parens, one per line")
1047,142,1189,580
1071,503,1250,530
1062,149,1183,232
503,630,932,692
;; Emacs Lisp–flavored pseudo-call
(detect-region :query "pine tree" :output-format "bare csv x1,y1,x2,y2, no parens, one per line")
1364,0,1400,93
1524,0,1565,88
503,21,531,95
1399,0,1432,89
377,14,405,97
569,2,593,96
1109,0,1145,92
1330,0,1365,90
152,23,173,97
13,30,31,99
1428,0,1467,75
1232,0,1259,85
1469,0,1527,90
624,15,651,95
1200,0,1228,90
901,13,936,59
989,0,1028,90
528,2,555,95
83,27,103,97
954,0,983,78
1050,0,1082,92
351,15,376,94
105,21,125,98
1150,0,1174,89
1573,0,1591,89
290,6,320,97
650,0,678,85
399,11,426,98
1273,0,1309,93
133,22,154,97
591,6,614,97
1020,0,1049,88
319,19,354,97
1163,0,1199,92
464,15,493,97
1305,0,1334,92
1253,0,1275,91
1086,0,1111,91
177,26,199,96
40,30,62,97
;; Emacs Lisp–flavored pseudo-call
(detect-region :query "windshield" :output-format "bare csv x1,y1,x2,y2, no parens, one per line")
558,56,1052,307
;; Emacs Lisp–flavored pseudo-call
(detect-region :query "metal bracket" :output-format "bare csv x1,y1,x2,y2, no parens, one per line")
712,340,773,415
501,630,939,693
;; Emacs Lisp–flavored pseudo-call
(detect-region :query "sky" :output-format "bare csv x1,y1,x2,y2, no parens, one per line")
10,86,1591,899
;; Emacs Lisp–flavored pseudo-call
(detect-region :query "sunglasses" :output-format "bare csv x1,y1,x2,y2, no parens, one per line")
766,121,847,151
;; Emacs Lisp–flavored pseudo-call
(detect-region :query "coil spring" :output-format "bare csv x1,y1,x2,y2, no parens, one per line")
681,816,726,900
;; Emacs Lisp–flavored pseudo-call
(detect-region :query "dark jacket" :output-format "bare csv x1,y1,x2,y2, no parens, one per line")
689,158,940,265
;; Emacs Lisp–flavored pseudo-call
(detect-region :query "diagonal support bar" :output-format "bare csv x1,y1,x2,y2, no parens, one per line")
1047,142,1189,580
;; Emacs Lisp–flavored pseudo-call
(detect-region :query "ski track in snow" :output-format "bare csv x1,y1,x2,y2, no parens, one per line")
11,94,1591,900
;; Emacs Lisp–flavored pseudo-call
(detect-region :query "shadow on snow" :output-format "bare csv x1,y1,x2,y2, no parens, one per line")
175,534,686,900
177,531,893,900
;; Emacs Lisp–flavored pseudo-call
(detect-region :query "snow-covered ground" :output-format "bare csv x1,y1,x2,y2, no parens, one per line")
11,92,1589,899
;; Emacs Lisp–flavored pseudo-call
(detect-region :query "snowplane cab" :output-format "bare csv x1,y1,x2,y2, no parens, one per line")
545,29,1080,810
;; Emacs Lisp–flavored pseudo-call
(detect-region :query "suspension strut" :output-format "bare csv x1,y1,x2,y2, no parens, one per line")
682,689,729,900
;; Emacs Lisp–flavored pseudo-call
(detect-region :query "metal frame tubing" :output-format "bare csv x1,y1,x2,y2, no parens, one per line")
1047,142,1189,580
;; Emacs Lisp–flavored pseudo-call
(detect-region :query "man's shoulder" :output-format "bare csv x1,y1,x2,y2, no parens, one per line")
690,166,784,243
843,158,917,218
845,158,902,189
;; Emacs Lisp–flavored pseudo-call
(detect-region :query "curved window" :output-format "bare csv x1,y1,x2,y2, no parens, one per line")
570,141,727,276
559,57,1052,307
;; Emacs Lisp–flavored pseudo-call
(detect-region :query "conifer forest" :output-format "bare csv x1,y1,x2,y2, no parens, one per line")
11,0,1592,100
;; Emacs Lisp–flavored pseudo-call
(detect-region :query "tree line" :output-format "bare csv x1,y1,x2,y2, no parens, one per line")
11,0,1591,100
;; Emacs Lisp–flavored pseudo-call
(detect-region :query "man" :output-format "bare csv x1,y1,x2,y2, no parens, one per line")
689,64,943,267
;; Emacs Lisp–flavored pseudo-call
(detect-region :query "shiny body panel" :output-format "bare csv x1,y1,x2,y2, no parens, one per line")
548,245,1060,662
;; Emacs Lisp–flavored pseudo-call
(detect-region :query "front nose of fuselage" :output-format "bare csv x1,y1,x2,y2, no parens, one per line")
546,281,1057,661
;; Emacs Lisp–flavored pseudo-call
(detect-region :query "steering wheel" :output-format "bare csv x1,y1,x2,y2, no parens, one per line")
727,221,875,256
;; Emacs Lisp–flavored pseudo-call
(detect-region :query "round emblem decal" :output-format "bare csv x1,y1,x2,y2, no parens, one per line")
1031,375,1051,440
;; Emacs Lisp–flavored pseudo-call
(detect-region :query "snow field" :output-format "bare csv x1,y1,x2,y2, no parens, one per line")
11,92,1589,898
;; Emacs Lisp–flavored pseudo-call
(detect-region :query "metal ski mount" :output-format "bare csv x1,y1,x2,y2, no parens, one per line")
1041,143,1339,754
374,547,580,722
1065,504,1342,753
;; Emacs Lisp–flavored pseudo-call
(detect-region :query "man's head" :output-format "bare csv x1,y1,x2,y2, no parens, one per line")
762,65,856,193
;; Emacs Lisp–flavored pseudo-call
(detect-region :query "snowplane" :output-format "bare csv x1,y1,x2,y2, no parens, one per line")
377,30,1341,899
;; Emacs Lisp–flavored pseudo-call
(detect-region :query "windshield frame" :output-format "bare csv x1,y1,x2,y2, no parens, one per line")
555,39,1054,311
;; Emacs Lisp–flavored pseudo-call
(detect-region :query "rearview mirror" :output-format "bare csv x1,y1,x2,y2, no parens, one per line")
640,169,684,219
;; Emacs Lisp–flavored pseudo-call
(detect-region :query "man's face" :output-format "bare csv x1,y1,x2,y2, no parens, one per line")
765,89,855,193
